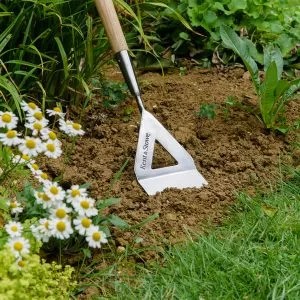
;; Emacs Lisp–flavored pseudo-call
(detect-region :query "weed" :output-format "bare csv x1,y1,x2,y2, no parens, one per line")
197,103,217,120
220,25,300,132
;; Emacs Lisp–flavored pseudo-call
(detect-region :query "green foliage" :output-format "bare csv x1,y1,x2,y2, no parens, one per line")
0,0,109,113
100,81,129,109
197,103,217,120
0,248,75,300
110,170,300,299
220,25,300,131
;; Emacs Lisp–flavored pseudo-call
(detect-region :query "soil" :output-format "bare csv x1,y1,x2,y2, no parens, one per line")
43,67,299,251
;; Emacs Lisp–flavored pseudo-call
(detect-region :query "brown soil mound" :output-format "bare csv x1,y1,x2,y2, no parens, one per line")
44,68,299,248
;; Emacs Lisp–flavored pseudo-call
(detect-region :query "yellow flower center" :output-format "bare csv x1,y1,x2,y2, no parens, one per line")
41,173,48,180
2,113,12,123
71,190,80,197
10,202,17,208
50,186,58,195
25,139,36,149
33,122,42,130
11,225,18,232
42,193,50,202
81,218,91,228
21,154,30,161
80,200,90,209
44,221,49,229
56,221,66,232
56,208,67,219
48,132,57,140
32,163,39,170
92,232,101,241
17,260,25,268
28,102,37,109
13,242,23,251
6,130,16,139
72,123,81,130
33,111,43,120
53,107,61,113
46,144,55,152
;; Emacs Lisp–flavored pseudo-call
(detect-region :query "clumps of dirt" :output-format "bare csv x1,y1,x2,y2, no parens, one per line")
43,68,299,248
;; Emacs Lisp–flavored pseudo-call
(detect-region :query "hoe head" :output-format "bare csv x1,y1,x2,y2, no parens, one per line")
134,110,208,195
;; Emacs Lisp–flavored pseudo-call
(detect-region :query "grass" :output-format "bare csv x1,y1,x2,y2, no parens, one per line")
77,169,300,299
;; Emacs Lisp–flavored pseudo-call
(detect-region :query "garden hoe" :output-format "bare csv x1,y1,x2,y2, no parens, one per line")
95,0,208,195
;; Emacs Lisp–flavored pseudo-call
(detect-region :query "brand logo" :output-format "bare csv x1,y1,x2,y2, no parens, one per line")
140,133,151,170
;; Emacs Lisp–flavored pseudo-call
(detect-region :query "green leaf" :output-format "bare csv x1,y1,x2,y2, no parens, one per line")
0,198,9,212
260,61,278,127
220,25,260,92
228,0,247,12
82,248,92,258
264,47,283,80
96,198,120,210
108,215,129,229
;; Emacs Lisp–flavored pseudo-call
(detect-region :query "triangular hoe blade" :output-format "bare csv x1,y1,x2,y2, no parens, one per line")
134,110,208,195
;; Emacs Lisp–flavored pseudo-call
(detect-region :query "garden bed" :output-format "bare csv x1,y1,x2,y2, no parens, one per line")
43,67,299,251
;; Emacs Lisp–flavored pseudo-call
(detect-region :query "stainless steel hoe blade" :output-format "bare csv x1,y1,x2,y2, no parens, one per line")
95,0,208,195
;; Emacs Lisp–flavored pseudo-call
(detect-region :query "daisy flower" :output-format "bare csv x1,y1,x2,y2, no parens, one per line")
6,200,23,214
31,218,52,242
46,107,65,118
34,171,51,185
49,218,73,240
40,128,60,142
73,216,93,235
25,110,46,123
50,203,72,219
85,226,107,248
8,236,30,257
59,119,85,137
18,136,43,157
21,101,41,115
12,154,34,165
5,221,23,237
15,257,26,270
25,119,49,136
44,182,65,202
72,197,98,217
28,163,41,175
66,185,88,203
0,111,18,129
0,130,22,146
43,140,62,159
34,191,55,209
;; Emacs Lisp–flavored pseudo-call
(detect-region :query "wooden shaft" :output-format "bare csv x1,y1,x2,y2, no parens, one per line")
94,0,128,54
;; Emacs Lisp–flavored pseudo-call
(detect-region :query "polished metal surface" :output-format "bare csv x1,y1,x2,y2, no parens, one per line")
116,50,208,195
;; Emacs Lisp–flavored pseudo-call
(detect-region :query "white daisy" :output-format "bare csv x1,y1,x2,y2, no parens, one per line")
44,182,65,202
85,226,108,248
28,163,41,175
21,101,41,115
25,110,46,123
34,191,55,209
0,130,22,146
73,216,93,235
8,236,30,257
43,139,62,159
30,218,52,242
25,119,49,136
6,200,23,214
66,185,88,203
50,203,72,219
49,218,73,240
15,257,26,270
18,136,43,157
40,128,60,142
34,171,51,185
0,111,18,129
59,119,85,137
12,154,34,165
5,221,23,237
72,197,98,217
46,107,65,118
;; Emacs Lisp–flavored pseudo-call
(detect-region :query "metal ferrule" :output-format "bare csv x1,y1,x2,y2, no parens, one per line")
115,50,144,113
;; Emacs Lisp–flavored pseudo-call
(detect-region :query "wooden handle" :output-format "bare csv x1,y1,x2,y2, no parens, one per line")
94,0,128,53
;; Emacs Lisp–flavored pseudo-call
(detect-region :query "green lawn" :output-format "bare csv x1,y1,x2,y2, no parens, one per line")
106,169,300,300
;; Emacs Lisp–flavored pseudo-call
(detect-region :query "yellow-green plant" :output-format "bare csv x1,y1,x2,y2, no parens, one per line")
220,25,300,132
